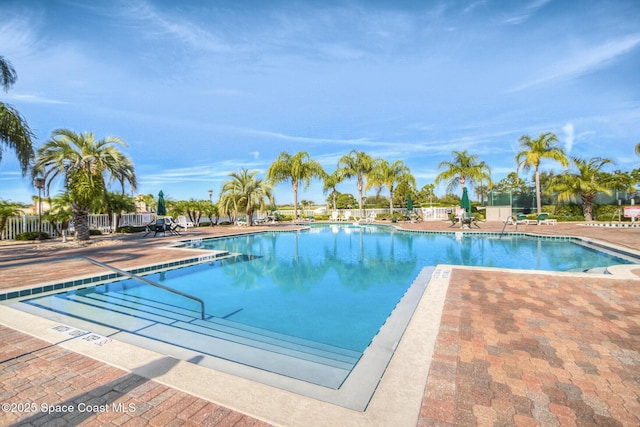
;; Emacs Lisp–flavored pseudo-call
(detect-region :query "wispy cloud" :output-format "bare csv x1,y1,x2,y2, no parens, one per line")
0,12,41,58
562,123,574,154
511,33,640,91
117,0,231,53
8,93,67,105
502,0,552,25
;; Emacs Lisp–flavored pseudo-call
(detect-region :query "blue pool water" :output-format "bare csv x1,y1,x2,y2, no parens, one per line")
23,225,636,354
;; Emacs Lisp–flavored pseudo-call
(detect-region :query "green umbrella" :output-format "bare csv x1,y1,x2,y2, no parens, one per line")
157,190,167,216
407,193,413,211
460,187,471,215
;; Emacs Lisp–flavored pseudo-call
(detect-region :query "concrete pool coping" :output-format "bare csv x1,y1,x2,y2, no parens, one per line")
0,264,452,426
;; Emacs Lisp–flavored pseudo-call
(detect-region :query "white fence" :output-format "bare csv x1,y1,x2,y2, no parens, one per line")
1,208,455,240
1,213,155,240
263,207,454,221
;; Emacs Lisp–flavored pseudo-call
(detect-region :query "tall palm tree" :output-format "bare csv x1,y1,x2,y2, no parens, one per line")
367,159,415,211
323,170,342,211
337,150,374,212
267,151,324,220
435,150,492,198
0,56,34,175
219,168,273,226
548,157,612,221
515,132,569,214
33,129,137,241
635,142,640,156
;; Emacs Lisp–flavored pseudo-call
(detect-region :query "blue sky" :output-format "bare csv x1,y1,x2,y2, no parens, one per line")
1,0,639,206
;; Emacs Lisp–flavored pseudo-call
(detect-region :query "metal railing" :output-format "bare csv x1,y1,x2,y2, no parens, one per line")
80,256,206,320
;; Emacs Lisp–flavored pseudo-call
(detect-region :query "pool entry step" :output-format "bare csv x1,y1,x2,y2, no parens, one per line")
16,289,361,389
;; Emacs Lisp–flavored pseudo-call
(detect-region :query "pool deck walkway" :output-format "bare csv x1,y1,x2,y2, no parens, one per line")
0,220,639,426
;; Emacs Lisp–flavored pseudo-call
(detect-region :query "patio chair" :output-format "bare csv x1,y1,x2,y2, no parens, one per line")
330,211,340,221
525,213,554,225
341,211,352,222
176,215,194,228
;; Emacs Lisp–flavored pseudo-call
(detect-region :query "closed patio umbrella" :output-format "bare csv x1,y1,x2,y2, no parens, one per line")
157,190,167,216
407,193,413,212
460,187,471,215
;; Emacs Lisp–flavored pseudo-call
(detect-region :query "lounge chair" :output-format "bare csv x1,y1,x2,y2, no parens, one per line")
363,212,376,223
176,215,194,228
341,211,351,222
235,217,248,226
507,214,528,225
330,211,340,221
525,213,556,225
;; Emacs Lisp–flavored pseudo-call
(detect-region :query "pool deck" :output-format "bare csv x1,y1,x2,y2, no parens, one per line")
1,220,639,426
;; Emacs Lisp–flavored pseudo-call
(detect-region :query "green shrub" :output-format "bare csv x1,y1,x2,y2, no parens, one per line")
89,229,102,236
15,231,50,241
116,225,146,233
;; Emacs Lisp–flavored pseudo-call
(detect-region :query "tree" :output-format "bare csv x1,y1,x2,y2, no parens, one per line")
600,170,637,201
267,151,325,220
0,56,35,175
635,142,640,156
0,199,22,239
435,150,492,199
418,184,437,206
515,132,569,214
42,193,73,240
219,168,273,226
337,150,374,211
367,159,415,211
323,170,342,211
548,157,613,221
493,172,528,193
103,192,136,231
33,129,137,241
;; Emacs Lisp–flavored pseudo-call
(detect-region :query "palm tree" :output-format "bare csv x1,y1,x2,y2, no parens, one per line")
267,151,324,220
323,170,342,211
635,142,640,156
0,199,22,239
219,168,273,226
43,193,73,241
337,150,374,212
515,132,569,214
33,129,137,241
0,56,34,175
367,159,415,212
548,157,612,221
435,150,492,198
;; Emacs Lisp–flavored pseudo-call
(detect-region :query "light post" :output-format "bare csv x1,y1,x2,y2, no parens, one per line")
34,177,45,241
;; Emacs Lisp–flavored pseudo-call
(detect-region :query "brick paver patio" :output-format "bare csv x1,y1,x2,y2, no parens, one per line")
1,221,639,426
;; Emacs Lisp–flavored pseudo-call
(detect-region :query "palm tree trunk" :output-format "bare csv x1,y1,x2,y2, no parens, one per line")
72,203,91,241
535,169,542,214
389,187,394,212
292,181,299,219
357,177,363,211
582,194,595,221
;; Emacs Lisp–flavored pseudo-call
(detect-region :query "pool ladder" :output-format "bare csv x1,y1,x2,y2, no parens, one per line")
498,216,517,240
79,256,206,320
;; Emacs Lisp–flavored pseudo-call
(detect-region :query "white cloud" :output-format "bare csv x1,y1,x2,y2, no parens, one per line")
512,33,640,91
562,123,574,154
249,151,260,159
8,93,67,105
502,0,552,25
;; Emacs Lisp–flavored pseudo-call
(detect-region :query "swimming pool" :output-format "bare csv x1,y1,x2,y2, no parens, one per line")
10,224,637,409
